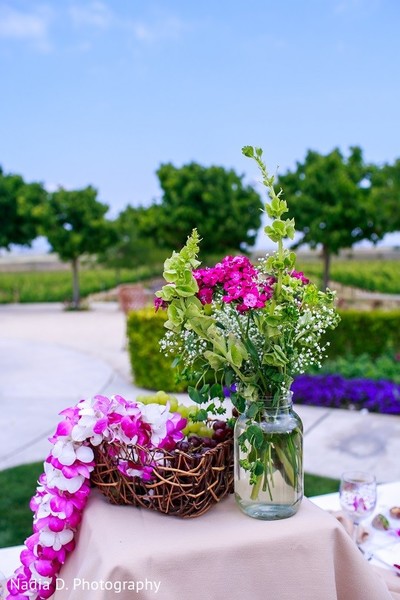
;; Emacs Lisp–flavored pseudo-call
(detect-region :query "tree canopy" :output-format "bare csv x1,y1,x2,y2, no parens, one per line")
370,159,400,235
44,186,115,307
98,205,167,271
0,166,47,250
148,162,263,258
277,147,383,288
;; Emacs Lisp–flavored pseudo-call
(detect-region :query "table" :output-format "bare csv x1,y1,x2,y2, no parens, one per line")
52,492,399,600
311,482,400,585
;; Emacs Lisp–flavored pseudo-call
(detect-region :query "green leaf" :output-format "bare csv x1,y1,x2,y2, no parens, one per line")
224,370,234,387
273,220,286,235
167,302,184,326
209,383,222,398
247,425,264,449
188,386,205,404
253,460,265,477
284,218,296,239
200,383,210,395
246,402,259,418
242,146,254,158
171,356,181,368
204,350,225,371
232,394,246,414
228,344,244,367
191,408,208,422
243,337,259,363
264,225,281,243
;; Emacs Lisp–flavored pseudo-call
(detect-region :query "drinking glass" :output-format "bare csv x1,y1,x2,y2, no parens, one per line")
339,471,377,545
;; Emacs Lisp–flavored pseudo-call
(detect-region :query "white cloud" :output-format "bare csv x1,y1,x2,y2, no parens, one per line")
0,4,52,51
68,3,188,46
128,15,188,44
69,1,113,29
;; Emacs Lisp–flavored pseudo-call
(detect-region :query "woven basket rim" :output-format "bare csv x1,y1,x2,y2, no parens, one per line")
91,435,234,518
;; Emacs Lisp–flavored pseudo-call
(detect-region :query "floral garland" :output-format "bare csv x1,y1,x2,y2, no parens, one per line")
6,395,186,599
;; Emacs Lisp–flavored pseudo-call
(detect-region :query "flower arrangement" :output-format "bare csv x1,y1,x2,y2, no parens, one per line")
155,146,340,509
5,394,197,600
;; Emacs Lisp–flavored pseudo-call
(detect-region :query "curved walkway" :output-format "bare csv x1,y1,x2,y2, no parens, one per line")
0,302,399,482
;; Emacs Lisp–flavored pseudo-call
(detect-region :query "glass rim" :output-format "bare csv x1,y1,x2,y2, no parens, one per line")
340,470,376,484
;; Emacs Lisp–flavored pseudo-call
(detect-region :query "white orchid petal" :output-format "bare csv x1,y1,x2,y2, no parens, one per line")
56,442,76,466
53,538,62,551
90,433,104,446
36,504,51,519
59,528,74,545
44,463,58,486
75,445,94,463
63,474,85,493
71,424,92,442
39,530,56,547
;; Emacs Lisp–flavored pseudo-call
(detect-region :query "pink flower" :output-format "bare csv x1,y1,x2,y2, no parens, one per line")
290,269,310,285
198,287,214,305
117,460,154,481
154,297,167,312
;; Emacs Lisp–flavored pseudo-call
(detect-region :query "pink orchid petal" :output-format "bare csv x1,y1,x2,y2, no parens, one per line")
48,517,65,532
55,420,73,437
35,558,57,577
93,417,108,434
61,465,80,479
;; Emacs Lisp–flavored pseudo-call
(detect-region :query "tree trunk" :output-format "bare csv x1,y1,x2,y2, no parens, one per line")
322,244,331,291
72,258,80,309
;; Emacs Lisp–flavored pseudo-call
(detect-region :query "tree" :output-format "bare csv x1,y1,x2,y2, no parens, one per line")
370,159,400,235
44,187,115,308
0,166,47,250
277,147,382,289
98,205,167,275
148,162,263,258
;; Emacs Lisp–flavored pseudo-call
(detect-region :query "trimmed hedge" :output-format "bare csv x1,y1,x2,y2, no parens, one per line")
126,308,186,392
325,310,400,358
126,308,400,391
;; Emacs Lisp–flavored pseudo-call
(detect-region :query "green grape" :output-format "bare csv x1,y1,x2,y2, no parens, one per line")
198,425,213,438
136,391,181,410
168,397,179,412
136,395,150,404
177,405,191,419
154,390,169,405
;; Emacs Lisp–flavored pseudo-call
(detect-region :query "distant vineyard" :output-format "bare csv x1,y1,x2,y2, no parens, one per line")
0,266,161,303
297,259,400,295
1,259,400,303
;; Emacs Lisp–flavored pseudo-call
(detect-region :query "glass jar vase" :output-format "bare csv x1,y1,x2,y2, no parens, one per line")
234,393,303,520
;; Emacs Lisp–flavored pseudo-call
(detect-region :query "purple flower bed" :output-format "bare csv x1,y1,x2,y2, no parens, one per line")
292,374,400,415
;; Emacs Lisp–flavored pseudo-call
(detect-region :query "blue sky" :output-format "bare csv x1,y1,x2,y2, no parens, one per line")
1,0,399,249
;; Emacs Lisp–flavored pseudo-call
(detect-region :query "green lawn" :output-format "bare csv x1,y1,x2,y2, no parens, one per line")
0,462,43,548
0,462,339,549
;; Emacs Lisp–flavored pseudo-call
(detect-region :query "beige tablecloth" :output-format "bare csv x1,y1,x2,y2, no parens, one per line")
52,492,400,600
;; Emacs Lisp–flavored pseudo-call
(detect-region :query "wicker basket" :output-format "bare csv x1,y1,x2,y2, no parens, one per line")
91,438,234,518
